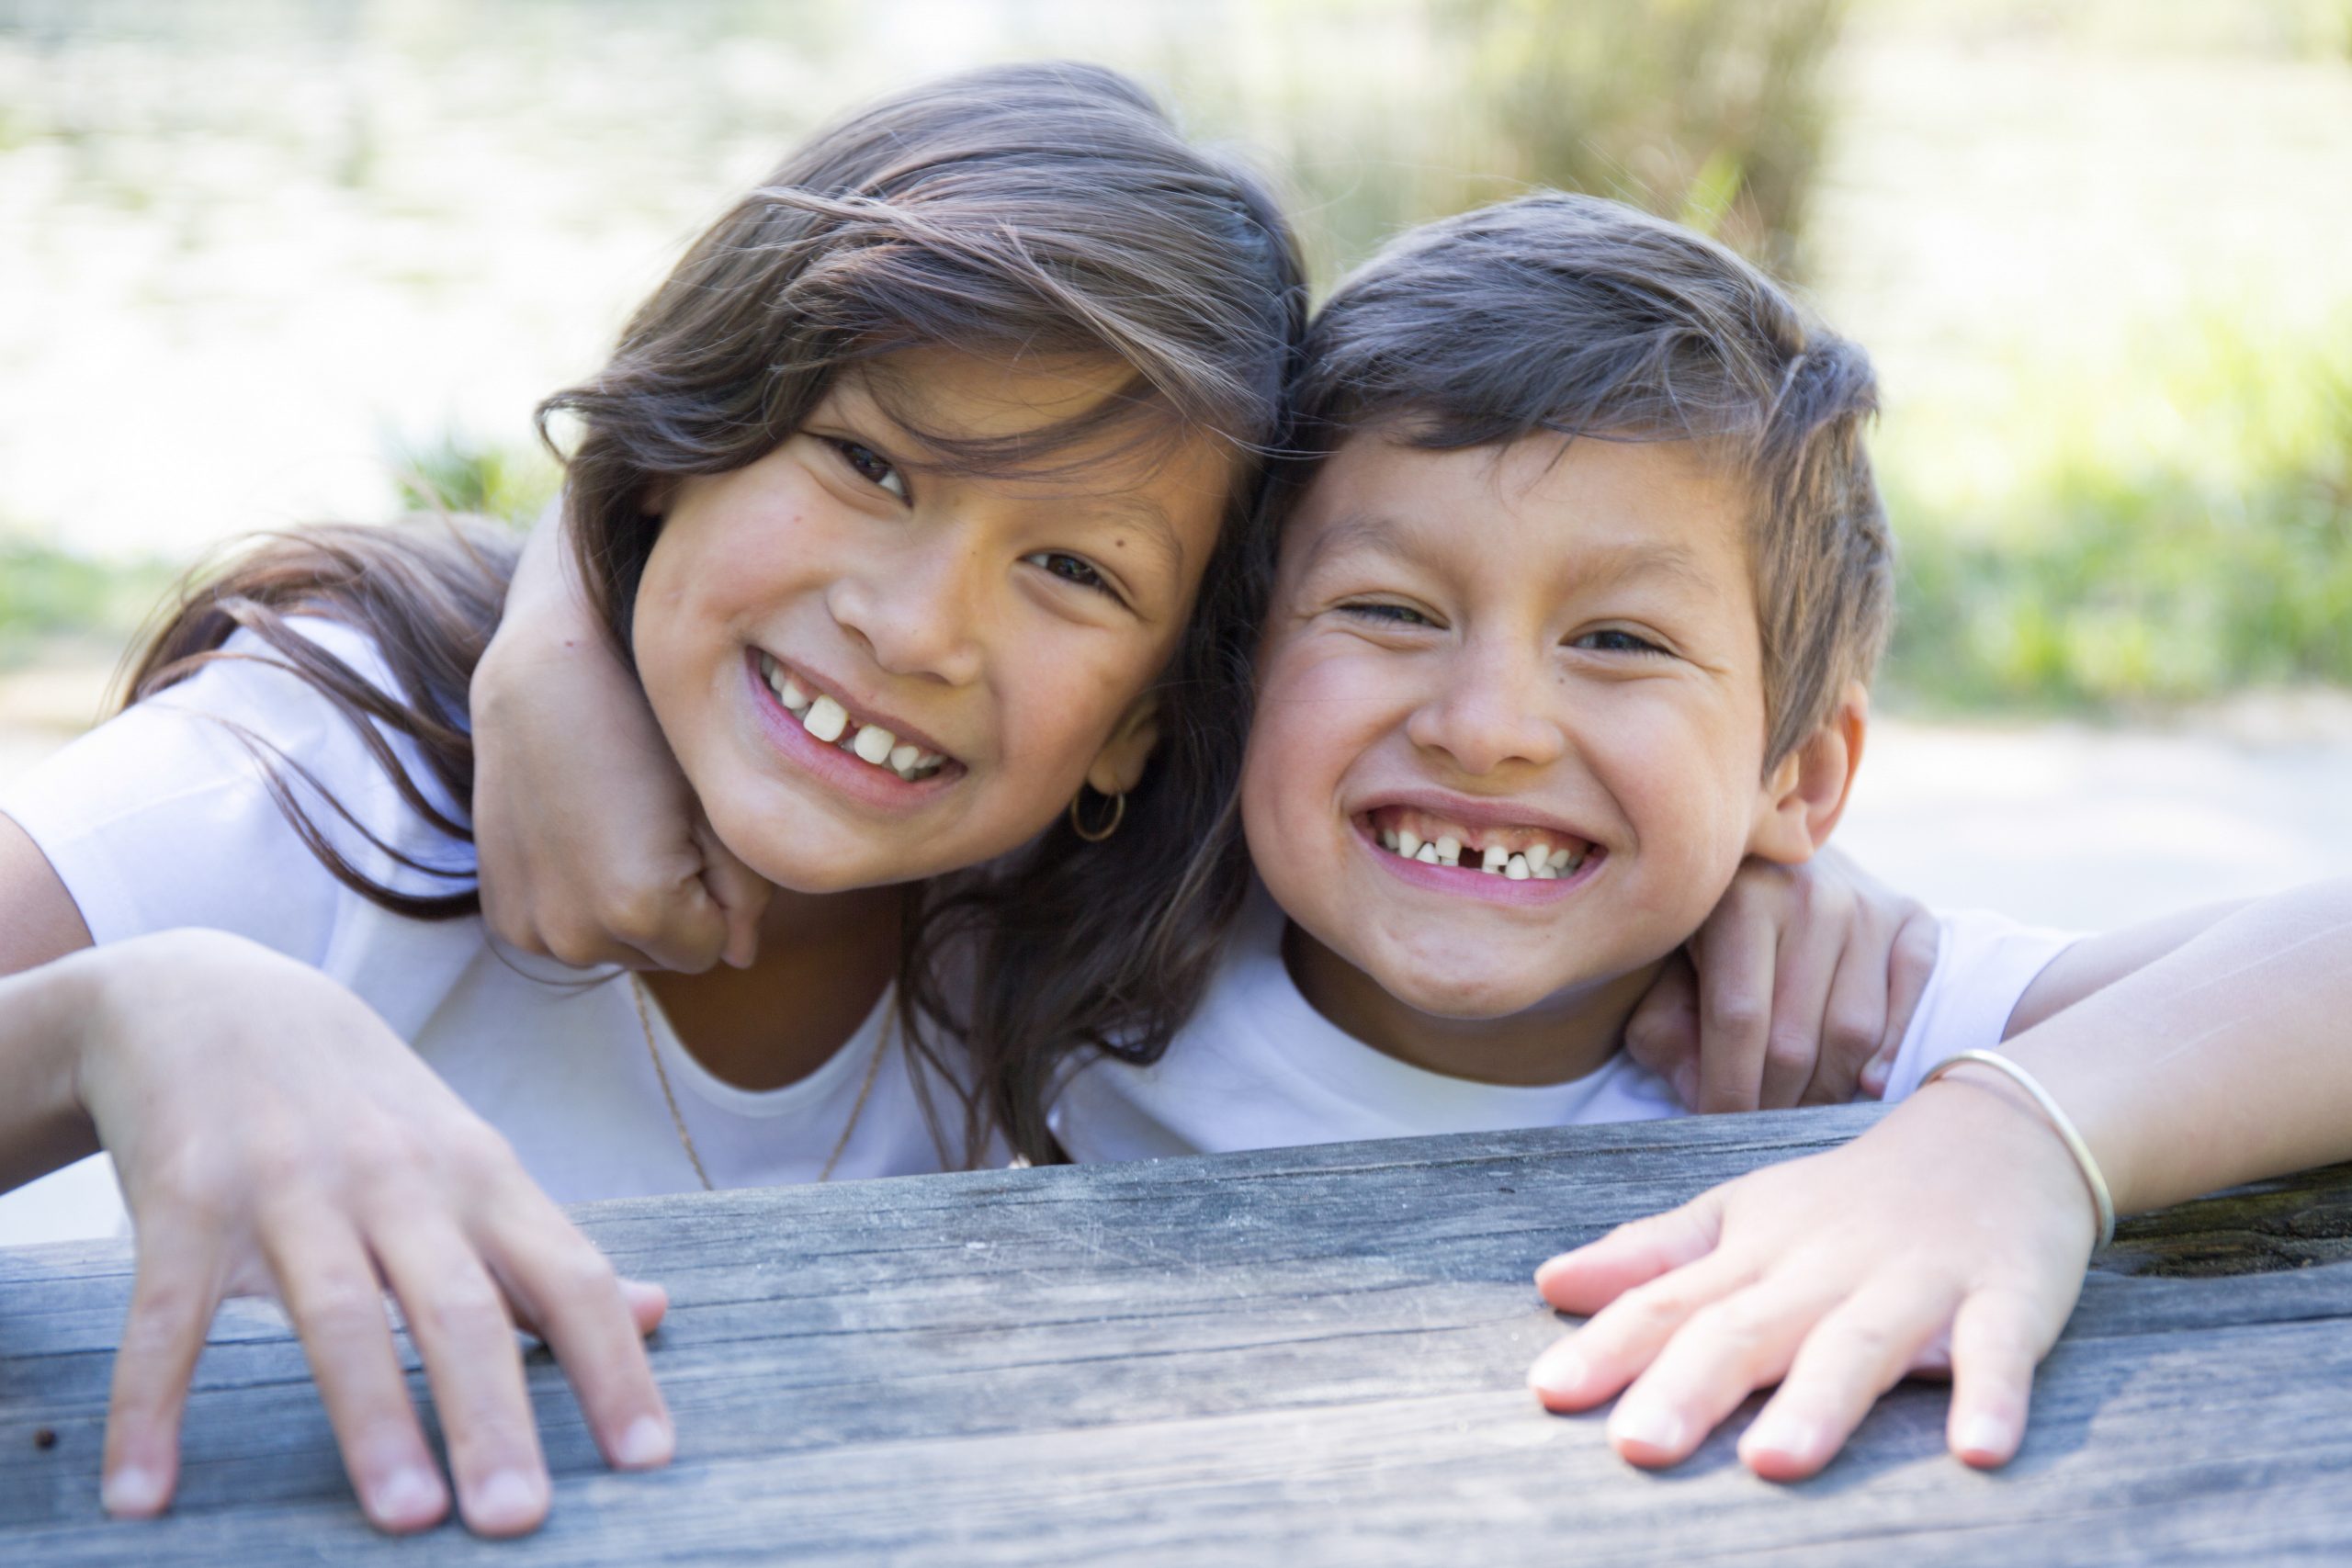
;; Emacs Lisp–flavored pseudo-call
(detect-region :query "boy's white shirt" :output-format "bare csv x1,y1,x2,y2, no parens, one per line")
0,618,958,1203
1050,883,2078,1163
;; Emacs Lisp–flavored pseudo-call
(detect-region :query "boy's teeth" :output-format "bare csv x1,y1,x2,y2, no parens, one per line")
803,694,849,743
852,725,896,765
778,675,810,713
888,742,922,773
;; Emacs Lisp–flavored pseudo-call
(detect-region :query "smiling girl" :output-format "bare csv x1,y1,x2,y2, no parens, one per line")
0,62,1303,1536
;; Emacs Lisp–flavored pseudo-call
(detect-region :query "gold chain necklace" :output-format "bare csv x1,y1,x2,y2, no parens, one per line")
628,975,890,1190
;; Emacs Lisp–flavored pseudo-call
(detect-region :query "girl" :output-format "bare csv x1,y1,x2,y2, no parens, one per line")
0,60,1306,1537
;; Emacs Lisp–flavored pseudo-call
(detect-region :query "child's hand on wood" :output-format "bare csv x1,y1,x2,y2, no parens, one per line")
1623,847,1938,1111
70,930,674,1537
1525,1069,2098,1478
470,507,767,975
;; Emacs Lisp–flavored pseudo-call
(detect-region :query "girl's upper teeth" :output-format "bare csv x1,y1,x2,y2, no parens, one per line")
760,653,946,781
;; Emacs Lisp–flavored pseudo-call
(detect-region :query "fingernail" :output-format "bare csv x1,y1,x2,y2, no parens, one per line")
467,1469,546,1534
1527,1346,1587,1400
101,1465,167,1517
1611,1404,1687,1456
1954,1413,2012,1460
1744,1413,1821,1461
368,1465,447,1530
614,1415,674,1469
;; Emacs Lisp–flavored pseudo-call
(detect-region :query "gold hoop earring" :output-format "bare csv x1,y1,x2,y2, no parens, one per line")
1069,787,1125,843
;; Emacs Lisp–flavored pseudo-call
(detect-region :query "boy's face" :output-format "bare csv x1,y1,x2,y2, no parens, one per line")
1241,429,1797,1031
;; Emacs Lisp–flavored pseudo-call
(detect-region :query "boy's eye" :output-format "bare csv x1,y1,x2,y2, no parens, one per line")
831,440,908,501
1339,601,1435,627
1574,627,1668,656
1025,550,1117,599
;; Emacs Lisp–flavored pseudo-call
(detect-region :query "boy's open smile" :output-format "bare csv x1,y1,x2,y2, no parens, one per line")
1242,427,1826,1085
1355,795,1603,903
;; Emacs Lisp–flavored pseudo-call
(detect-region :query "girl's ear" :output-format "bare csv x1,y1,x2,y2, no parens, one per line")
1085,693,1162,797
1747,682,1869,864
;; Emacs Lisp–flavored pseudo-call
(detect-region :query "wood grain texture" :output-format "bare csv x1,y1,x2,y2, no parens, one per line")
5,1104,2350,1564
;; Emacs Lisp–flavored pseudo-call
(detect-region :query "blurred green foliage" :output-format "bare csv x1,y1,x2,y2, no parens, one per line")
1884,318,2352,708
384,429,560,526
0,543,176,668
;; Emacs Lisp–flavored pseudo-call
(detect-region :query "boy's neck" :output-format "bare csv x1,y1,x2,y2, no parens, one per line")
1281,919,1660,1089
643,885,903,1092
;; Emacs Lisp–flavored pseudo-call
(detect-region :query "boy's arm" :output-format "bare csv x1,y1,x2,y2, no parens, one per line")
470,505,767,972
1528,875,2352,1479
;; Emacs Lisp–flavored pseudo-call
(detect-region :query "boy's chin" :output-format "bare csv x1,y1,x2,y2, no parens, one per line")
1370,965,1581,1024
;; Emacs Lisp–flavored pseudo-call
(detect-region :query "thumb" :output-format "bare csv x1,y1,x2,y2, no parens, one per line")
692,815,769,970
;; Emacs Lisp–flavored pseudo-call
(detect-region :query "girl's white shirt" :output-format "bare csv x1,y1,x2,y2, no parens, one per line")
1050,882,2079,1162
0,618,959,1203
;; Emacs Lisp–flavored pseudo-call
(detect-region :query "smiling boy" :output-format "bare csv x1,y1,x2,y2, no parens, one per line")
1052,193,2199,1156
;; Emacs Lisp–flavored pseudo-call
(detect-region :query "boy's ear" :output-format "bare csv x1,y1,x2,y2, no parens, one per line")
1747,682,1869,864
1085,692,1162,797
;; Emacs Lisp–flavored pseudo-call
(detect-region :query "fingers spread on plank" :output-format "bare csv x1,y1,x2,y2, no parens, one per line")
1533,1197,1725,1315
1736,1273,1962,1481
101,1227,227,1519
370,1215,550,1538
1946,1285,2054,1469
1529,1241,1753,1414
1603,1270,1849,1468
261,1212,449,1534
480,1195,675,1472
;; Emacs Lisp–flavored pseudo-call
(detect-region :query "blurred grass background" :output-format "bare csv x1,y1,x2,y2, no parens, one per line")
3,0,2349,711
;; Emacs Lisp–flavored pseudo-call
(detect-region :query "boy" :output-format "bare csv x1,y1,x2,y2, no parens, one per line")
1050,193,2150,1159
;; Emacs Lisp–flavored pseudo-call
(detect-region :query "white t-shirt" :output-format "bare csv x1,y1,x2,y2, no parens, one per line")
1,618,958,1203
1051,885,2077,1162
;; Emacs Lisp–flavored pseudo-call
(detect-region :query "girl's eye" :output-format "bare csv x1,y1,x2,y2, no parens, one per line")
832,440,908,501
1025,550,1116,598
1340,601,1435,628
1574,627,1668,656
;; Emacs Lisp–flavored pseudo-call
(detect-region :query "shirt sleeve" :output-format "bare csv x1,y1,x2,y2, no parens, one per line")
1879,908,2082,1103
0,619,472,964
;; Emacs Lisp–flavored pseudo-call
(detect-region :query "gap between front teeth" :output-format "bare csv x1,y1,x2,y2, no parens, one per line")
760,653,944,782
1375,824,1581,880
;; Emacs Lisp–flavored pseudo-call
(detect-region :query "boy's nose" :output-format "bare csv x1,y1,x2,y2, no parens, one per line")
825,543,986,687
1403,648,1567,778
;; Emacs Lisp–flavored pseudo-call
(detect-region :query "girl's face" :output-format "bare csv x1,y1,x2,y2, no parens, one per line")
632,347,1235,893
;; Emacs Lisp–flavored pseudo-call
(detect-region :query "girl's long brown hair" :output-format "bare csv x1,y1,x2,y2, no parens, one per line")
123,62,1305,1166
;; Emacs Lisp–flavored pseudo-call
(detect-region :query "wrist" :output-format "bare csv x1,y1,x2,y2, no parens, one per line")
1910,1058,2110,1249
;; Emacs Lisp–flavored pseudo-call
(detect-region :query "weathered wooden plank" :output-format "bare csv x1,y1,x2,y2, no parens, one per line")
6,1303,2350,1564
6,1106,2351,1562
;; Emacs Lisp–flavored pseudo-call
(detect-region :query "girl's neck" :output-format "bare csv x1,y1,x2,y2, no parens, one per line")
642,884,905,1091
1281,920,1660,1089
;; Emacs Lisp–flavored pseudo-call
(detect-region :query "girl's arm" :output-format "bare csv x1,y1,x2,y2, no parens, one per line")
1622,847,1940,1111
0,818,673,1537
469,506,767,972
1527,875,2352,1477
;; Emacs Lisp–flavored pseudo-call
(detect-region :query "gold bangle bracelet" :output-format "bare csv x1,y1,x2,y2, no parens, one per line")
1919,1048,2118,1250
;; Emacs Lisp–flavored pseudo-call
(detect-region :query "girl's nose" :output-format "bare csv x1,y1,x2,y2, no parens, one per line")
825,542,986,687
1402,644,1567,778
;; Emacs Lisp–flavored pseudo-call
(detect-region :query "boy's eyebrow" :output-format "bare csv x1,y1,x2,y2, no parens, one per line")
1305,512,1728,597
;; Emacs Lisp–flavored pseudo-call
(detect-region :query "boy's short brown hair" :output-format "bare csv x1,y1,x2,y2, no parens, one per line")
1285,192,1892,765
